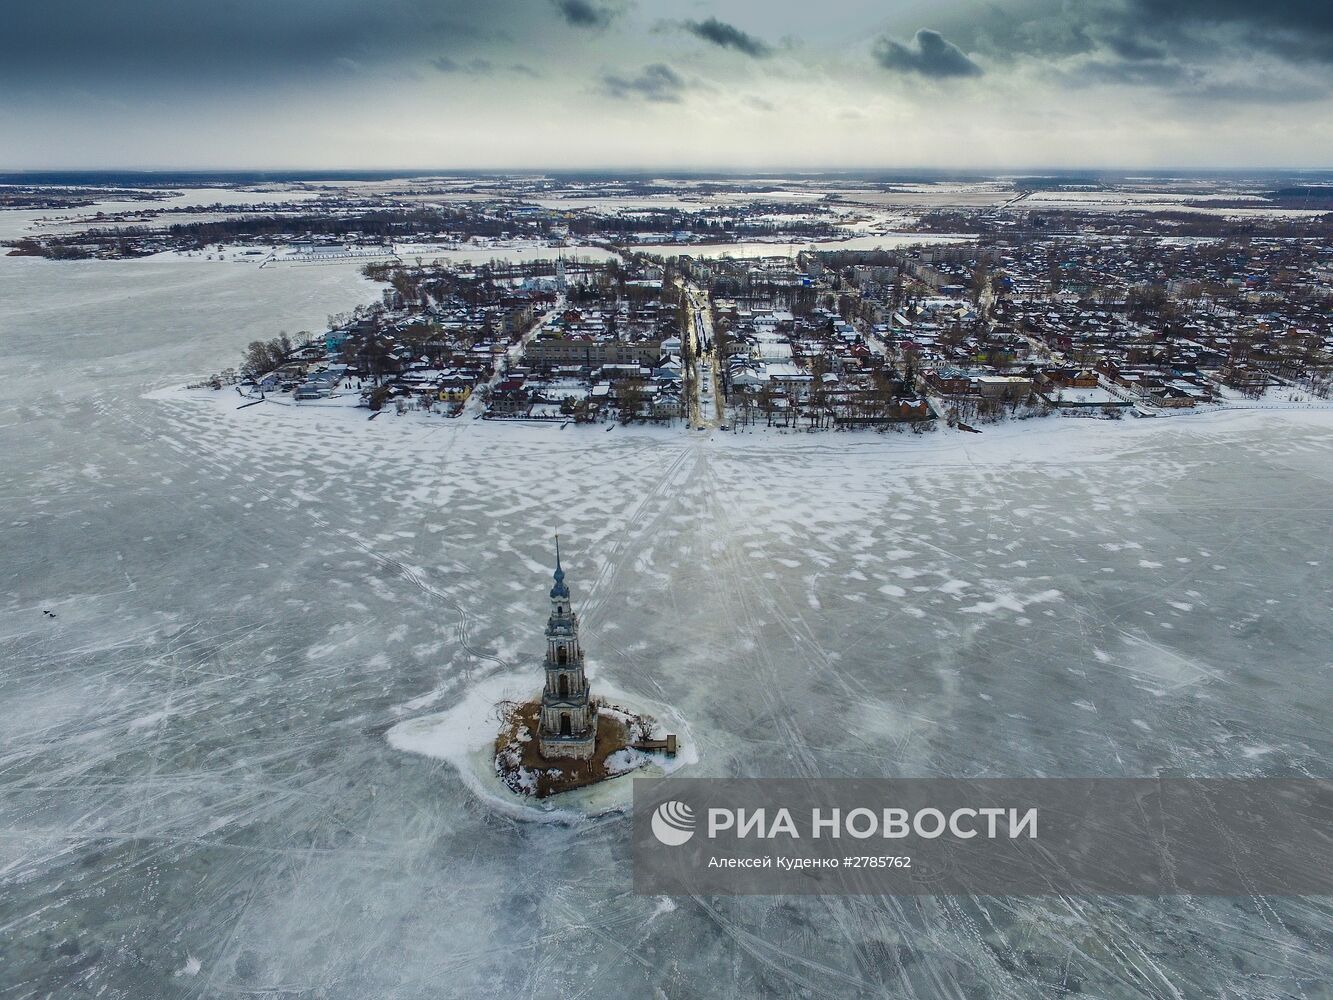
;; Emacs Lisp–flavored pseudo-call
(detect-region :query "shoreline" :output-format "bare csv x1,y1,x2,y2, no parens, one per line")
385,672,697,824
145,381,1333,459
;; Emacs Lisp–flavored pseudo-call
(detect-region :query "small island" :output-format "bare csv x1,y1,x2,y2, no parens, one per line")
494,540,676,798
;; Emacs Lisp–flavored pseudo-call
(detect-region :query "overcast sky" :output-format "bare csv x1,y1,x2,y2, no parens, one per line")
3,0,1331,170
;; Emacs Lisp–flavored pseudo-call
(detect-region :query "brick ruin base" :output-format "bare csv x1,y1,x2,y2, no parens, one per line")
494,699,655,798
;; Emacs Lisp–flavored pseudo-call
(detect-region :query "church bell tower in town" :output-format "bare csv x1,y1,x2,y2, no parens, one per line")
538,538,598,760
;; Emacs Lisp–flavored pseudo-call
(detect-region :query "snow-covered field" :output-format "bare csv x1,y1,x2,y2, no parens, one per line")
2,256,1331,998
638,231,975,258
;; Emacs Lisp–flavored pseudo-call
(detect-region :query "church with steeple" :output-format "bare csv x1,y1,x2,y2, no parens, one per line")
537,539,598,760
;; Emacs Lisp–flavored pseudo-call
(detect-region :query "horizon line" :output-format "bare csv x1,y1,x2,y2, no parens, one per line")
4,166,1333,177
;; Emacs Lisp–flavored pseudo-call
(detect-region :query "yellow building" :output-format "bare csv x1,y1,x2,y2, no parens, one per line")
438,384,473,403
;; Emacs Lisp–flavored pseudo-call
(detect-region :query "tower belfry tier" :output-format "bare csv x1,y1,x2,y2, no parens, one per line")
538,538,598,760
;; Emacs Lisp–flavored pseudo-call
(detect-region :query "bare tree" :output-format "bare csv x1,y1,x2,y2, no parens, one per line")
241,331,297,379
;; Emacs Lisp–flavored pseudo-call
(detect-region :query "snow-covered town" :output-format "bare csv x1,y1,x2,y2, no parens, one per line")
206,228,1333,437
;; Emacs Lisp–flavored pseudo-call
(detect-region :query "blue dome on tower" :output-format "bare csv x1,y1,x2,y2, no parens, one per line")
550,538,570,599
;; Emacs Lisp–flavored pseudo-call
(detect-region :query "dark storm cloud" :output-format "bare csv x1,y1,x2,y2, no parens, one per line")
873,29,983,78
965,0,1333,66
0,0,525,88
948,0,1333,99
682,18,772,58
1132,0,1333,61
551,0,619,29
600,63,688,102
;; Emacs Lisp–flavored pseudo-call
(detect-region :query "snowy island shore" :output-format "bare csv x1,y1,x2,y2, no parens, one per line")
386,673,695,823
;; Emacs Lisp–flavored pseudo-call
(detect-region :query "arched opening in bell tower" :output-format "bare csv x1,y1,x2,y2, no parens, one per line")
557,647,569,665
560,714,572,737
558,674,569,697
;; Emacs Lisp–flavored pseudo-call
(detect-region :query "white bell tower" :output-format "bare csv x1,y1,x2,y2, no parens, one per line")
537,537,597,760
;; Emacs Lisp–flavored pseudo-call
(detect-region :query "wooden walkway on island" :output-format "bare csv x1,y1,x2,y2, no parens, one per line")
632,734,678,756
